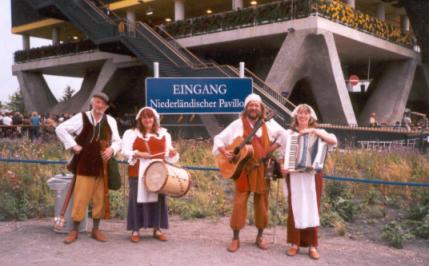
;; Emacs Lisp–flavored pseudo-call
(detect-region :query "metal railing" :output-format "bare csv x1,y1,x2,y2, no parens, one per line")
358,139,419,151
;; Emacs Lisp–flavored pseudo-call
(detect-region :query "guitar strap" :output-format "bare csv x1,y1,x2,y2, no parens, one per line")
243,118,269,161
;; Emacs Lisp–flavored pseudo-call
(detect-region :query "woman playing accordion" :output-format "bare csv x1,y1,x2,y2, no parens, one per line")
281,104,337,260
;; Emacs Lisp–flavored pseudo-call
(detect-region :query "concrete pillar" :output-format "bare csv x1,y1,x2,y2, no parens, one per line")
376,2,386,21
359,59,417,125
401,15,410,33
265,29,357,125
22,34,30,50
344,0,355,9
126,10,136,34
174,0,185,21
16,72,58,114
52,27,60,46
232,0,243,10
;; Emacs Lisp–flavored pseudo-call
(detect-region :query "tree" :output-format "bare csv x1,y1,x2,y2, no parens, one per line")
6,90,25,113
61,85,76,102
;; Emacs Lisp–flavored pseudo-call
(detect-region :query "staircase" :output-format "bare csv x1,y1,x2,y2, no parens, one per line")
25,0,296,133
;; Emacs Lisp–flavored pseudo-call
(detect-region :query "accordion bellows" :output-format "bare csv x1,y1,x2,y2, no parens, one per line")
284,131,328,172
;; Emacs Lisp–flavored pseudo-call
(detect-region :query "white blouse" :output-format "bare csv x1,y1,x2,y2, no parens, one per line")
55,111,121,154
212,118,286,156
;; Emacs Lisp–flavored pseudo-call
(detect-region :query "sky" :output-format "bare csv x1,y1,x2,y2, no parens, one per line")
0,1,82,104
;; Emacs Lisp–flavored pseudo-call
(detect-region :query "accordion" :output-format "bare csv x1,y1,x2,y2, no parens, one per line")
283,131,328,173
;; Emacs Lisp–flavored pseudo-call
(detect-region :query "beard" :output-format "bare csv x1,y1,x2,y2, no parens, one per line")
246,109,261,120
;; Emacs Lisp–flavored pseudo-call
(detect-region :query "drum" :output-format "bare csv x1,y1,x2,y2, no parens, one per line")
144,160,191,197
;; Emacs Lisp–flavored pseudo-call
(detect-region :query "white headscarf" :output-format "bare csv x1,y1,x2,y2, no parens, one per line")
135,107,160,125
291,104,318,120
244,93,262,108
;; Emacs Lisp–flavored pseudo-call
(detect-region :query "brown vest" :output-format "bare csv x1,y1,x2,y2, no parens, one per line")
75,112,112,176
128,134,166,178
235,117,270,193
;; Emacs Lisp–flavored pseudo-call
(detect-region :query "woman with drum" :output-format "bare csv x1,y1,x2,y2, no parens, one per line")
281,104,337,260
121,107,179,243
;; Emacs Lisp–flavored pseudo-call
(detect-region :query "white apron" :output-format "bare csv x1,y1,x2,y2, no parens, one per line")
137,159,158,203
283,172,320,229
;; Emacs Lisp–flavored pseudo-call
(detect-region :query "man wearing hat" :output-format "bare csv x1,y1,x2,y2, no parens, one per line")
56,92,121,244
213,93,284,252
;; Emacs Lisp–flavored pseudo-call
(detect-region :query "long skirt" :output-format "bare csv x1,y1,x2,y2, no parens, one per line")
127,178,169,231
286,172,323,247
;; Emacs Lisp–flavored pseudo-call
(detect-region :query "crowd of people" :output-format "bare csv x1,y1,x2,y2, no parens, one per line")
368,111,428,132
0,111,61,141
0,111,136,142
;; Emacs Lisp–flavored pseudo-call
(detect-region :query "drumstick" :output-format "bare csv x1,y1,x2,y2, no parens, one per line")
150,152,165,159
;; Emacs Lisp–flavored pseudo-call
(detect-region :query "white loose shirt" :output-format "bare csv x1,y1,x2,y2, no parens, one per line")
55,111,121,155
3,116,12,126
212,117,286,156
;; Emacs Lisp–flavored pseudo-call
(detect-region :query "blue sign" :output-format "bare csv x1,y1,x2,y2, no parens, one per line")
146,77,253,114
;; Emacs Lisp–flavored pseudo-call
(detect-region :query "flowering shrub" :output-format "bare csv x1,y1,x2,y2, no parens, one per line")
163,0,413,48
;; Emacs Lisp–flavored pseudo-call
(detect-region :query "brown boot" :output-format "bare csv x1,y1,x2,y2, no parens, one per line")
255,236,268,250
227,239,240,252
91,228,107,242
64,230,78,244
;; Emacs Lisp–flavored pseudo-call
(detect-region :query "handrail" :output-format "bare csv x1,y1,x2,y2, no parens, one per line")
243,68,296,111
83,0,194,67
84,0,120,25
216,64,293,117
222,65,295,113
155,25,206,67
135,21,191,66
79,0,117,26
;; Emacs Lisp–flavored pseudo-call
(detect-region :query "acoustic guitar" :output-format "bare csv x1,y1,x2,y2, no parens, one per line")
216,136,254,180
216,113,274,180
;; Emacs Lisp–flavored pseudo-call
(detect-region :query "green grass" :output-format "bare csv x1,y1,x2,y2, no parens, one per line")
1,139,429,249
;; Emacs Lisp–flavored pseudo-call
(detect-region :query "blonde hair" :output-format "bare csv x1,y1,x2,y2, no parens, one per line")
291,104,318,130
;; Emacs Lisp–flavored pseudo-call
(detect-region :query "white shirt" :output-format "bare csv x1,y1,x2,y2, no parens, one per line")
3,116,12,126
212,117,286,156
55,111,121,154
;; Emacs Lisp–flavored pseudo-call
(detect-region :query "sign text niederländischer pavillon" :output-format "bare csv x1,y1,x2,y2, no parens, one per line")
146,78,253,114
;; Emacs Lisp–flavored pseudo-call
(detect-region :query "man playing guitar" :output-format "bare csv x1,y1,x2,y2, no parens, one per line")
212,93,284,252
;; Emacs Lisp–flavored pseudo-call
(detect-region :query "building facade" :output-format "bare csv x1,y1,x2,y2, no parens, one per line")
11,0,429,136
